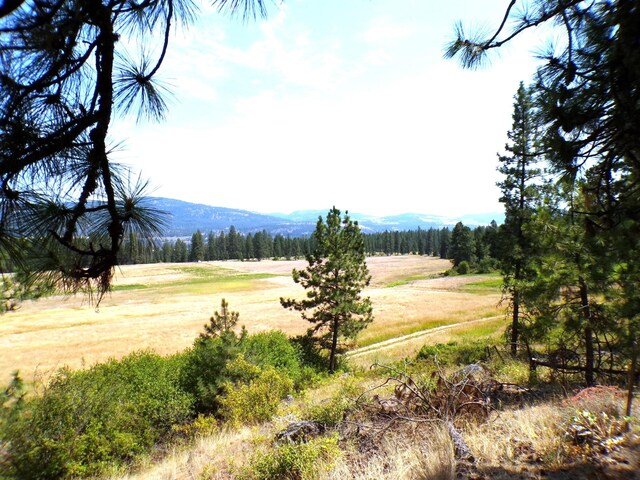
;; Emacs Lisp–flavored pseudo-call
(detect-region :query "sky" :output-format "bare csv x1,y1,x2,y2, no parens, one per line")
111,0,547,218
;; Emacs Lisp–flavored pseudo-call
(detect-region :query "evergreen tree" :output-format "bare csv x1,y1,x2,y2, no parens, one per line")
190,230,205,262
438,228,450,259
227,226,241,260
273,235,285,259
206,232,216,261
217,232,228,260
449,222,474,267
200,298,240,339
244,233,254,260
448,0,640,396
161,241,173,263
172,239,188,263
497,83,544,355
281,207,373,373
520,191,609,387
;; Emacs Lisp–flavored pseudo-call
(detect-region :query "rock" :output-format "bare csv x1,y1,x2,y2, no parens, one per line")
276,421,323,444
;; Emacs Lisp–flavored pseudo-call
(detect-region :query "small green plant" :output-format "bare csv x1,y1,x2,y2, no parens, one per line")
417,340,491,367
242,331,316,389
201,298,240,339
179,331,245,414
171,414,218,439
565,409,627,454
244,434,340,480
218,356,294,426
306,379,362,428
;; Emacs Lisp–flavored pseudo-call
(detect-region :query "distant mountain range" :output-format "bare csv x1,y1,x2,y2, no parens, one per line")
146,197,503,237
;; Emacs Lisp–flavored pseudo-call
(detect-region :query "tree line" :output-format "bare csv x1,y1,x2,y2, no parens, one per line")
116,222,505,267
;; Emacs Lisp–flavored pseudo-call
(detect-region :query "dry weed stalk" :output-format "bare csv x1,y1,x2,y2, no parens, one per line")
342,360,528,469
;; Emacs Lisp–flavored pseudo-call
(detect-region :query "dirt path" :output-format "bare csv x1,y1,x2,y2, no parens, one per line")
347,315,503,359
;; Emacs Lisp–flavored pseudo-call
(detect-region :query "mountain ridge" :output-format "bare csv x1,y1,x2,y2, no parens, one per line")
148,197,503,237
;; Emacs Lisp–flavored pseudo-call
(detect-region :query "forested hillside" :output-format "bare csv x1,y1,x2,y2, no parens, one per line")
146,197,501,237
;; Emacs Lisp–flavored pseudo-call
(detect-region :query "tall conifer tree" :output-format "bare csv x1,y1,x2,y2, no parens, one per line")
281,207,373,373
497,83,543,355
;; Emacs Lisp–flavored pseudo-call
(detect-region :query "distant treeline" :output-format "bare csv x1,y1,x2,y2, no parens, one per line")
118,221,501,269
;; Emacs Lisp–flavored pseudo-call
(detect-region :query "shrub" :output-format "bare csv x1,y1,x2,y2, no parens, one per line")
0,351,192,479
456,260,471,274
242,331,305,385
565,409,627,454
417,341,491,367
218,356,293,426
171,414,218,439
244,434,340,480
179,332,244,414
306,379,362,428
476,257,498,273
181,330,318,416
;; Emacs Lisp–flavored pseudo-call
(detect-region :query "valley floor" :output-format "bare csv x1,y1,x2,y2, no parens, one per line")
0,256,500,384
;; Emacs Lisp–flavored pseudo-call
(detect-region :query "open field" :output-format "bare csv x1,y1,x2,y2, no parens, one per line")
0,256,506,384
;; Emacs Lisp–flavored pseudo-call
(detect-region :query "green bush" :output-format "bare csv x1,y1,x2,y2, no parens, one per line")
307,397,349,428
218,356,293,426
417,340,491,367
178,331,244,414
243,332,301,379
0,351,192,479
244,434,340,480
243,331,321,389
456,260,471,274
307,379,362,428
180,330,322,416
476,257,498,273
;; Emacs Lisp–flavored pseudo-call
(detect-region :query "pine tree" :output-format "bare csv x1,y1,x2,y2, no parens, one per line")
438,228,450,259
206,232,216,261
190,230,205,262
449,222,474,267
281,207,373,373
244,233,254,260
217,232,228,260
227,226,241,260
447,0,640,396
200,298,240,339
172,239,188,263
497,83,544,355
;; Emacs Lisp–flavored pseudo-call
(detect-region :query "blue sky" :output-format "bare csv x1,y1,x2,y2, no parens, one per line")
112,0,545,217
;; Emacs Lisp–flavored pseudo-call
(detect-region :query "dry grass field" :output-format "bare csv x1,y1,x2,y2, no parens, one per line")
0,255,505,385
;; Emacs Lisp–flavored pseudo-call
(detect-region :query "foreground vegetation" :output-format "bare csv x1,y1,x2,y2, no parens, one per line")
2,319,637,479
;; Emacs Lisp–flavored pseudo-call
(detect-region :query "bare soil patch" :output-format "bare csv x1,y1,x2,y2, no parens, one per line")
0,256,504,384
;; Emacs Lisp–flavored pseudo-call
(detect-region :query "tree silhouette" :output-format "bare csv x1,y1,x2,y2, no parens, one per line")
0,0,272,299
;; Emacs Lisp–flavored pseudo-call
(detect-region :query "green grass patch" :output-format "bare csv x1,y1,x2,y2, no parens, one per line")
358,320,454,347
168,265,227,277
454,317,506,340
111,283,148,292
459,274,503,294
114,266,276,294
385,272,442,288
157,273,275,295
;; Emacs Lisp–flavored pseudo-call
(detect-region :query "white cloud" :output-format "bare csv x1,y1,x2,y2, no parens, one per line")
112,0,546,217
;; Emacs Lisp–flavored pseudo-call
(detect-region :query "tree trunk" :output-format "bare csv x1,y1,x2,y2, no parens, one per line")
328,316,339,373
579,276,594,386
625,334,638,430
511,289,520,356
